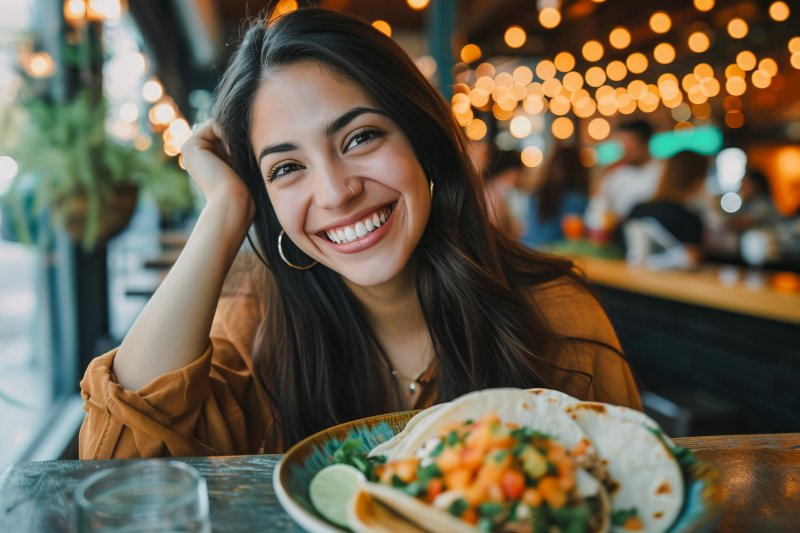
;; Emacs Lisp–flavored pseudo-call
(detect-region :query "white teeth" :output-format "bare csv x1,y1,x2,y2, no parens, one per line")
325,205,393,244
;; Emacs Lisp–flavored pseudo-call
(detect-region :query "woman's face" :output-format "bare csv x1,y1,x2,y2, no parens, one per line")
250,62,431,287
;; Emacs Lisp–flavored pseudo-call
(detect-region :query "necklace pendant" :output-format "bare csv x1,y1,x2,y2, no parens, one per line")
408,381,418,394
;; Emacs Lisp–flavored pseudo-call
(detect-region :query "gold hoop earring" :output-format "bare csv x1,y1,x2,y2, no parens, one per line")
429,180,434,199
278,230,317,270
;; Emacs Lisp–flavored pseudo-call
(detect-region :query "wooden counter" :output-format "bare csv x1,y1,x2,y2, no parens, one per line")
572,256,800,325
2,433,799,532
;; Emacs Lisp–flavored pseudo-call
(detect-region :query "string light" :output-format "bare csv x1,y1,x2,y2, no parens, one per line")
406,0,430,10
372,20,392,37
649,12,671,34
585,66,607,87
626,53,648,74
554,52,576,73
510,116,533,138
539,8,561,29
769,2,790,22
505,26,527,48
688,32,710,53
727,18,749,39
653,43,675,64
609,27,631,49
588,117,611,140
694,0,714,12
582,40,604,62
460,44,481,63
465,118,487,141
513,66,534,85
551,116,574,139
521,146,543,167
736,51,757,71
536,60,556,81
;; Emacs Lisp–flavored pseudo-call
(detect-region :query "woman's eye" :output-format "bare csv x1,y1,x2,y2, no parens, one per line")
344,129,384,152
268,161,303,182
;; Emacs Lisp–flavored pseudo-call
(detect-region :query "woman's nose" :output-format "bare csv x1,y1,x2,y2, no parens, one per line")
312,160,359,209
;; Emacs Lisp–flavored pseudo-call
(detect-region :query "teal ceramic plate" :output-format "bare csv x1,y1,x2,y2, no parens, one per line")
273,411,724,533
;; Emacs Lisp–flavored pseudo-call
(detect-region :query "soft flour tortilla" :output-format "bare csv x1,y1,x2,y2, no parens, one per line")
567,402,684,533
349,482,477,533
386,388,593,462
369,403,447,459
526,387,580,407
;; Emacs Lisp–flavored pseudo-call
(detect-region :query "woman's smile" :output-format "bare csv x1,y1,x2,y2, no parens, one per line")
316,201,397,253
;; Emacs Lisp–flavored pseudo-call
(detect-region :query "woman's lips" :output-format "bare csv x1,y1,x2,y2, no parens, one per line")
318,202,397,254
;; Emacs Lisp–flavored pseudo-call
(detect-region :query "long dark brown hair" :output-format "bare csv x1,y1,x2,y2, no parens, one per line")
213,7,618,446
537,146,589,222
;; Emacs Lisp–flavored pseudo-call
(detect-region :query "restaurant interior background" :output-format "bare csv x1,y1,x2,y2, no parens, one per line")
1,0,799,472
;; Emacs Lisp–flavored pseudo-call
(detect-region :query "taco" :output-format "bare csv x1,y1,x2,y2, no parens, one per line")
350,389,610,532
566,402,684,533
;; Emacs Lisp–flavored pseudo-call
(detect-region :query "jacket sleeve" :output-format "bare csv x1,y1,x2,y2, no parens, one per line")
78,292,280,459
531,279,643,411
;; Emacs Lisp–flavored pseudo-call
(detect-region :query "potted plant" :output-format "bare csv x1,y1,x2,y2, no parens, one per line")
0,90,194,250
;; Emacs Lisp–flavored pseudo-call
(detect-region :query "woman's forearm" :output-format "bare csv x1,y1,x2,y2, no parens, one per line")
112,199,251,391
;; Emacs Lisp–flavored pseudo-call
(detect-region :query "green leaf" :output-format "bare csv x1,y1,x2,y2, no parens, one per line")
416,463,442,486
477,502,504,518
448,498,469,517
611,508,639,527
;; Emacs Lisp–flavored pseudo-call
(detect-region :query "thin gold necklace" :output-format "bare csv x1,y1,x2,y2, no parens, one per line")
382,338,434,398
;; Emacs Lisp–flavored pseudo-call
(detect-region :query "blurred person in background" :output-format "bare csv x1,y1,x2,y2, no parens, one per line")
624,150,709,270
727,168,783,231
586,120,663,238
483,150,524,239
522,146,589,248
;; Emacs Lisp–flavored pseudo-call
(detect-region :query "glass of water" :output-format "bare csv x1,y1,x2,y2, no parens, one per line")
75,460,210,533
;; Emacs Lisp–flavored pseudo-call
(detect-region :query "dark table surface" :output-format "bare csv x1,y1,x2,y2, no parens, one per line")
1,433,798,532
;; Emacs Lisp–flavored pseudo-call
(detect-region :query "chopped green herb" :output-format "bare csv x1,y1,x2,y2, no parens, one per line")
511,427,551,444
546,461,558,476
333,439,382,481
464,419,474,425
446,431,460,447
477,517,494,532
390,474,407,489
493,450,509,463
448,498,469,517
508,501,519,522
671,446,698,468
430,441,445,458
478,502,504,518
551,504,591,533
611,508,639,527
402,481,424,497
416,463,442,485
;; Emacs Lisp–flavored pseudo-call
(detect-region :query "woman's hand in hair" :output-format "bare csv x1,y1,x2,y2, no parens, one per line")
182,120,255,224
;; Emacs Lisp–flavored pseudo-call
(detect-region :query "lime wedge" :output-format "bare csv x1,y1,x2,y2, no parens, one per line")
309,464,366,527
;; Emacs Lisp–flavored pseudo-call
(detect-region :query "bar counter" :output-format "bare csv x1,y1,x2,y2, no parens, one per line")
573,255,800,325
567,254,800,435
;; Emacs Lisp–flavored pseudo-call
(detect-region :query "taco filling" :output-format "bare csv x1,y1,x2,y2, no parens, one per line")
373,412,608,532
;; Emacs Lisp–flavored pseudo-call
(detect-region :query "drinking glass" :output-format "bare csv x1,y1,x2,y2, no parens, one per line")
75,460,210,533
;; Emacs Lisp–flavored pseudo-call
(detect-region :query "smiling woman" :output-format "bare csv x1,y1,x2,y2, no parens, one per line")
78,6,641,459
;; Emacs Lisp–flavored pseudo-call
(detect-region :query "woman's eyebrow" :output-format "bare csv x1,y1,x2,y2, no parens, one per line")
322,106,386,137
257,106,386,165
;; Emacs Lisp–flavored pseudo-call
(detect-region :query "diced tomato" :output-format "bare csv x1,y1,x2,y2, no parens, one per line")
425,478,444,504
465,424,492,453
558,470,575,491
463,483,487,506
522,488,543,507
501,470,525,500
475,462,504,486
436,447,462,473
444,468,473,490
461,447,483,472
461,508,479,525
623,516,645,531
486,483,505,503
538,477,567,509
393,459,419,484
